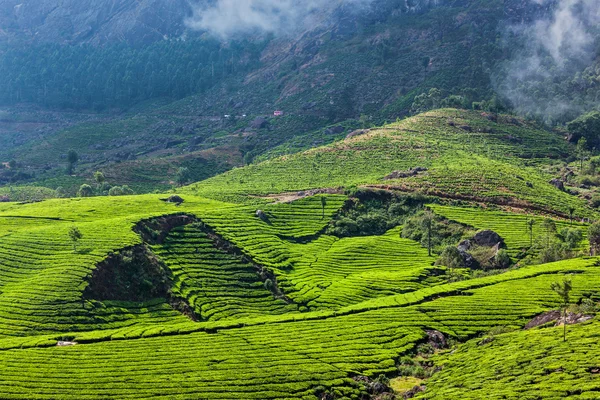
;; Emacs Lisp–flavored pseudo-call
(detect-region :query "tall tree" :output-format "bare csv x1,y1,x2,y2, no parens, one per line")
422,210,434,257
67,149,79,175
576,138,590,171
588,222,600,256
527,218,536,248
550,276,573,342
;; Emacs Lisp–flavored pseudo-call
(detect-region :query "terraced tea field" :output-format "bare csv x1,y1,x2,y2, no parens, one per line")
188,110,588,217
1,109,600,399
429,205,589,256
419,318,600,399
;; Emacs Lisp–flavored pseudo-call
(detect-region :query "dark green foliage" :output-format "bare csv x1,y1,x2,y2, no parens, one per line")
402,211,468,254
436,246,465,269
0,39,265,110
533,227,583,264
326,190,428,237
494,249,511,269
568,111,600,148
68,226,83,252
83,246,172,302
589,221,600,255
77,184,93,197
108,185,135,196
176,167,192,187
66,149,79,174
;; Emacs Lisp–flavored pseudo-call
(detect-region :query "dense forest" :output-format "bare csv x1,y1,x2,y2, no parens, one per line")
0,38,266,110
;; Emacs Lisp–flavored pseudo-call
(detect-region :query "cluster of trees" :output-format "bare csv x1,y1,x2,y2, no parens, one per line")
76,171,134,198
0,38,265,110
410,88,506,115
568,111,600,150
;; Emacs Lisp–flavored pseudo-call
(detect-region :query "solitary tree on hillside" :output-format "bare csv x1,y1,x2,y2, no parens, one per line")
66,150,79,175
422,210,434,257
176,167,191,187
588,222,600,256
551,276,573,342
568,207,576,226
68,227,83,252
320,196,327,219
542,218,556,247
94,171,105,188
576,138,590,171
527,218,536,248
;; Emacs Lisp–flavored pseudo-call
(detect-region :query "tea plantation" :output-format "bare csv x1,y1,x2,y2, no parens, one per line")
1,109,599,399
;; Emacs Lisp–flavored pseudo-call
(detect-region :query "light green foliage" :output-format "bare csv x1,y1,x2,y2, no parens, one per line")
187,110,588,217
551,276,573,342
429,205,588,257
93,171,105,186
419,318,600,399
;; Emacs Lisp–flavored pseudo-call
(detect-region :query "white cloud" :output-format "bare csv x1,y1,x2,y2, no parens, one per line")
186,0,374,39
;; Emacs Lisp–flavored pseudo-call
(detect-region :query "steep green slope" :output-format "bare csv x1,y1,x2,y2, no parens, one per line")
189,109,585,217
0,0,528,193
0,107,598,399
419,319,600,399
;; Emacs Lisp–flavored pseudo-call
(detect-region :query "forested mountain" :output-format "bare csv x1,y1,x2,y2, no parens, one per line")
0,0,598,195
0,0,192,45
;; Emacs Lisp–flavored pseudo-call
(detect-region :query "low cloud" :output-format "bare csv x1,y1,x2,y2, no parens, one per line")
186,0,375,39
497,0,600,122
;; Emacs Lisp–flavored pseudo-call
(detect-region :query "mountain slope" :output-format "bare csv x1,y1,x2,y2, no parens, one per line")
189,109,587,217
0,0,191,45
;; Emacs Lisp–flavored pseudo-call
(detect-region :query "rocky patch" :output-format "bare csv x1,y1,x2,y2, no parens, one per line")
384,167,428,180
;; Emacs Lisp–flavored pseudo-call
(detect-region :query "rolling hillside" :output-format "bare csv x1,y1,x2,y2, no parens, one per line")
190,109,587,217
0,108,599,398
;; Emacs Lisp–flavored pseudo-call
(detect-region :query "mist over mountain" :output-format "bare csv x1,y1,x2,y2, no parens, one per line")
0,0,599,193
496,0,600,123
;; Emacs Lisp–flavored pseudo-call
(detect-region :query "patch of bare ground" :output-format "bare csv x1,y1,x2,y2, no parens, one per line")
257,188,344,203
525,310,594,330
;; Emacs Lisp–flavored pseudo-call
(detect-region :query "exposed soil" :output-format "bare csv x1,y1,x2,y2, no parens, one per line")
525,310,594,329
134,213,196,244
258,188,344,204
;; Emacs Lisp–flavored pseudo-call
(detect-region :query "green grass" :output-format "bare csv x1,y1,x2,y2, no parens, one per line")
186,109,589,217
0,109,598,398
429,205,589,256
419,319,600,399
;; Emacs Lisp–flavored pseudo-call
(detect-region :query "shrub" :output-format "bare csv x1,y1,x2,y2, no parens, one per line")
109,185,135,196
264,279,274,291
436,246,464,269
77,184,93,197
494,249,511,269
108,186,124,196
